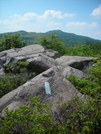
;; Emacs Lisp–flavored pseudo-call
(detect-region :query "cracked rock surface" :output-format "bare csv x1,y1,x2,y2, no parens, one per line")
0,44,95,117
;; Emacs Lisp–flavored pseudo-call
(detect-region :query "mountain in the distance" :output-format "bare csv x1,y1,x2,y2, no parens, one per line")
0,30,100,46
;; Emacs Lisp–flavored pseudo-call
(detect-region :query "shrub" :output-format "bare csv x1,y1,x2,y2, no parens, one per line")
58,96,101,134
0,34,27,51
67,74,99,96
5,61,29,73
40,34,68,55
64,58,101,134
0,73,30,98
0,96,65,134
0,61,36,98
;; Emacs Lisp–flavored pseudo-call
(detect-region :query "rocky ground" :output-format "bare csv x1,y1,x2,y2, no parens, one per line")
0,44,96,118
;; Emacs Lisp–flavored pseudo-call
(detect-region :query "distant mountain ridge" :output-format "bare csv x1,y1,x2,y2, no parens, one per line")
0,30,100,46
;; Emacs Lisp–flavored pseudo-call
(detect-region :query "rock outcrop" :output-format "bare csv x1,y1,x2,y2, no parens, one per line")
0,44,60,75
56,56,95,73
0,66,84,117
0,44,96,118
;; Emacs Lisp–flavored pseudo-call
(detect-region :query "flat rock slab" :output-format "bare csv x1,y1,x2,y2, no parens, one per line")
56,56,95,72
0,66,83,117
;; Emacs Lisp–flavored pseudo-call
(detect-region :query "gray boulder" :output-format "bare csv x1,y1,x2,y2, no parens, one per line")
45,49,60,59
4,44,45,66
0,68,5,77
0,45,95,75
0,44,59,74
62,66,84,79
56,56,95,73
0,66,84,118
0,59,5,77
27,54,58,73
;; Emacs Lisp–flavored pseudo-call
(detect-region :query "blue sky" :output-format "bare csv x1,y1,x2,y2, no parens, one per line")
0,0,101,40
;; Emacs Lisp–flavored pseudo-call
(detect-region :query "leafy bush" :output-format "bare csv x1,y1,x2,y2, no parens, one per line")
0,73,30,98
0,34,27,51
67,42,101,57
0,96,101,134
67,58,101,98
67,74,99,96
40,34,68,55
64,58,101,134
0,96,65,134
5,61,29,73
0,61,36,98
58,96,101,134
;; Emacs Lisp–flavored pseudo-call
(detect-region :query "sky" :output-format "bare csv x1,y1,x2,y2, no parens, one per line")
0,0,101,40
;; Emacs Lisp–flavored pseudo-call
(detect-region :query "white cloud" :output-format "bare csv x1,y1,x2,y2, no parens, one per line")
11,13,38,22
64,13,76,18
65,21,100,40
10,10,75,22
95,31,101,36
66,21,98,28
0,20,10,25
91,5,101,18
66,22,87,27
0,10,75,33
89,22,97,28
41,10,63,19
39,10,75,20
47,21,61,27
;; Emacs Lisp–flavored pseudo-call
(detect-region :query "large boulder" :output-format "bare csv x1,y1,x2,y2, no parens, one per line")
62,65,84,79
0,45,95,75
3,44,45,66
45,49,60,59
27,54,58,73
0,68,5,77
0,44,59,74
0,59,5,77
56,56,96,73
0,66,84,118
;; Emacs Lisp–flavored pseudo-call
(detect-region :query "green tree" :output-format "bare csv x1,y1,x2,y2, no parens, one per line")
40,34,68,55
0,34,27,51
67,42,101,57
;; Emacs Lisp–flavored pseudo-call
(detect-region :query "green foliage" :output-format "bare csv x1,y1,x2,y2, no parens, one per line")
67,58,101,97
89,58,101,87
0,61,36,98
0,34,27,51
0,96,64,134
0,31,101,134
39,33,68,55
67,42,101,57
0,57,101,134
67,74,99,96
59,96,101,134
5,61,29,73
0,73,30,98
1,58,101,134
64,58,101,133
0,96,101,134
0,30,100,46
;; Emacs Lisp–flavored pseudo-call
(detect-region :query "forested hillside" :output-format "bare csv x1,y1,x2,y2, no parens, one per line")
0,30,100,46
0,33,101,57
